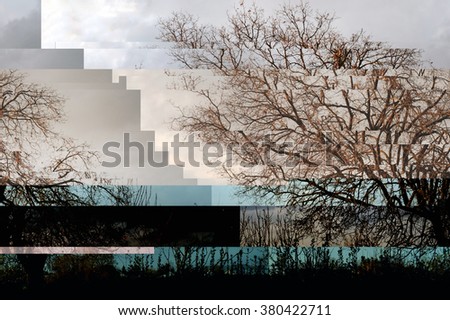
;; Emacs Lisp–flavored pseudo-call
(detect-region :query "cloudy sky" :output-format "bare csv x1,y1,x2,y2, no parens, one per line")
0,0,40,48
41,0,450,68
1,0,449,191
42,0,450,185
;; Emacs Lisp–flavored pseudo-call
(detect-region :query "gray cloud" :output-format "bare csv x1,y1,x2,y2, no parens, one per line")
0,49,84,68
0,9,41,48
0,0,40,25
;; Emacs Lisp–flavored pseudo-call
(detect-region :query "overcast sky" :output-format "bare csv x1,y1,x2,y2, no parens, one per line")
40,0,450,185
41,0,450,68
1,0,449,189
1,0,447,67
0,0,40,48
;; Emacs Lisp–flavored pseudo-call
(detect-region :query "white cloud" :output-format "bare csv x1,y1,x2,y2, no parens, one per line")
42,0,159,47
84,48,175,69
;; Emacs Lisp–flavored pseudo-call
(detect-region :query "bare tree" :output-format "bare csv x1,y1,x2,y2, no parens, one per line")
240,207,305,246
0,70,158,288
158,2,450,246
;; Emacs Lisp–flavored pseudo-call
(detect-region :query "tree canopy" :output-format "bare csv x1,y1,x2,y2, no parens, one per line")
158,2,450,246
